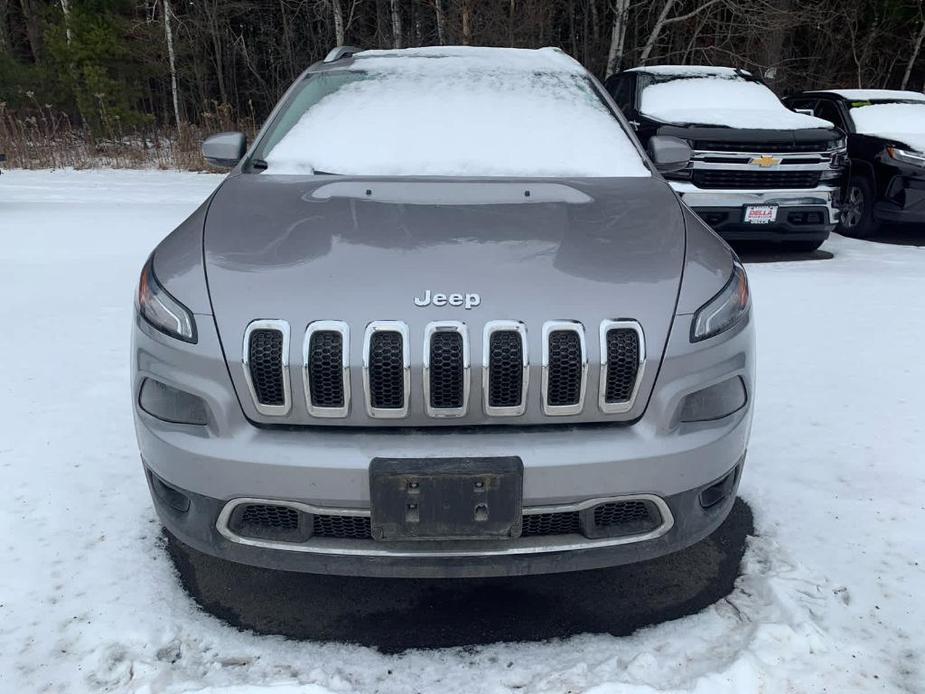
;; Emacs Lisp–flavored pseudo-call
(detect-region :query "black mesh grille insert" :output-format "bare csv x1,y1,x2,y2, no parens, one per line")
308,330,344,408
488,330,524,408
546,330,583,407
593,501,658,530
240,504,299,530
692,170,821,190
604,328,640,404
368,331,405,409
521,511,581,537
429,331,465,409
313,514,372,539
694,140,830,153
248,329,285,406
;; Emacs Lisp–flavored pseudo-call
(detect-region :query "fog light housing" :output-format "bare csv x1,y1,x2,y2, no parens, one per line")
680,376,747,422
139,378,209,425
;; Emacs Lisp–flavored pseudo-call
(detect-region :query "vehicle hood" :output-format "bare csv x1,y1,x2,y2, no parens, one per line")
655,123,843,148
203,174,686,426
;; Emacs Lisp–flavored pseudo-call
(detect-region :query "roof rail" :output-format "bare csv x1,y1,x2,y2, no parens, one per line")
323,46,362,63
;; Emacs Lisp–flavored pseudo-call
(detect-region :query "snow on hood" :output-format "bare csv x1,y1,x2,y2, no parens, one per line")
828,88,925,102
640,77,832,130
850,102,925,152
264,48,649,178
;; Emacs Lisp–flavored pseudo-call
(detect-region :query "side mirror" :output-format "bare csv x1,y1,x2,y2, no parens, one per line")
202,132,247,168
647,135,691,173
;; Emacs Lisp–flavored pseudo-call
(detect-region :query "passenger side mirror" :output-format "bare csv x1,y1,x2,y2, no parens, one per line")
647,135,691,173
202,132,247,168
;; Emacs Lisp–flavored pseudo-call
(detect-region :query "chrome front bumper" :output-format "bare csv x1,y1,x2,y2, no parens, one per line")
670,182,841,224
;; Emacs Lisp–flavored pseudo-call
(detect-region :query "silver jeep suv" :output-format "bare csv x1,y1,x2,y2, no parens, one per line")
132,46,754,578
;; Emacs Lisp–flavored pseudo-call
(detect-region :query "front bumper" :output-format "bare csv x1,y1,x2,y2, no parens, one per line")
133,308,755,577
875,173,925,224
671,183,839,242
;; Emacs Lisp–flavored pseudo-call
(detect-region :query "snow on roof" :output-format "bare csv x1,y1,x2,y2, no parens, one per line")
820,89,925,102
849,102,925,152
350,46,586,74
265,59,650,177
628,65,751,77
639,77,831,130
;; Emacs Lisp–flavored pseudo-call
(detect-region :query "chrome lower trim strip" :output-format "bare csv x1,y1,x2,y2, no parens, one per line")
542,320,588,416
482,320,529,417
363,321,411,419
215,494,674,558
303,321,350,418
242,319,291,416
423,321,470,418
598,319,646,414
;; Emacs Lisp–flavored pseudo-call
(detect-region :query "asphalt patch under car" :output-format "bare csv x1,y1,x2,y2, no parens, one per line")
165,497,753,653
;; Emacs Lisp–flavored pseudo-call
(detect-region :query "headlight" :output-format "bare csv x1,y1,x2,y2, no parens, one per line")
137,255,197,343
887,146,925,167
691,260,750,342
828,136,847,151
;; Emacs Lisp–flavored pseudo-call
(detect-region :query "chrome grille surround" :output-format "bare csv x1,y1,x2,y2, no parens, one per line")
541,320,588,416
423,321,470,418
598,319,646,414
303,320,350,418
482,320,529,417
362,321,411,418
242,319,291,416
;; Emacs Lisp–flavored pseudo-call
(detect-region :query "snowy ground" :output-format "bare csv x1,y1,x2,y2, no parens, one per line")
1,169,923,693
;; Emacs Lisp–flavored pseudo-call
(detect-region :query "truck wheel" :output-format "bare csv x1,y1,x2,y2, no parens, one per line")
839,176,880,238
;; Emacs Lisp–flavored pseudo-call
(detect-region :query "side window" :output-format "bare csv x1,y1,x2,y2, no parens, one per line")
609,75,635,114
814,100,846,130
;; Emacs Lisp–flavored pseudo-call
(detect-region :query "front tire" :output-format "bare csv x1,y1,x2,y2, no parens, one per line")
839,176,880,238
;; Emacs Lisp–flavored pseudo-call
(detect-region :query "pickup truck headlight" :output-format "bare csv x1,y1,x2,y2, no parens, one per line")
691,260,750,342
137,256,197,343
887,146,925,167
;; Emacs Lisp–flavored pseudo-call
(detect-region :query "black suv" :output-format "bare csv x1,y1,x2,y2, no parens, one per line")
785,89,925,238
606,66,847,251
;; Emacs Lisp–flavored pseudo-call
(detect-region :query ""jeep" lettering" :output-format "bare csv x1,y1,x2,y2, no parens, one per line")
413,290,481,310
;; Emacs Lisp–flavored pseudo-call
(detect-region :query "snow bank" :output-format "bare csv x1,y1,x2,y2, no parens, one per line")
2,170,924,693
264,49,649,178
850,102,925,152
640,76,832,129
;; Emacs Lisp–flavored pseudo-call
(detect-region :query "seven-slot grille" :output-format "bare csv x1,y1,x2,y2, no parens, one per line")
242,319,644,419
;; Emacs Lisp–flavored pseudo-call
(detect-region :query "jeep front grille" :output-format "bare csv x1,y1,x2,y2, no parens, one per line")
243,320,291,416
240,319,644,420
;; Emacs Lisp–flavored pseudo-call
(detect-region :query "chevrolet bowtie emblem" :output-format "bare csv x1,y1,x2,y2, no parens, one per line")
750,155,782,167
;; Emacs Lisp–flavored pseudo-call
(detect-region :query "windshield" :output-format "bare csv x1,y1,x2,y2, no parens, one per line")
848,100,925,152
637,69,831,130
253,61,649,178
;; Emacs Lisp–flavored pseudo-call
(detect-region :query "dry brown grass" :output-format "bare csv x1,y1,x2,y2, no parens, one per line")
0,101,258,171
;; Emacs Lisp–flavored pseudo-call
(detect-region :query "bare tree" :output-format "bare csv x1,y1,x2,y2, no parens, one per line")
390,0,402,48
902,8,925,89
163,0,182,126
331,0,346,45
639,0,725,64
606,0,631,75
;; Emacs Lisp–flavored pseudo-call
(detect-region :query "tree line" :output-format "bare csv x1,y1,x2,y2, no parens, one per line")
1,0,924,145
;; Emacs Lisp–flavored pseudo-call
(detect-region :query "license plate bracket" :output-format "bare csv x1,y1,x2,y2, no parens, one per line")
369,457,523,541
743,204,779,224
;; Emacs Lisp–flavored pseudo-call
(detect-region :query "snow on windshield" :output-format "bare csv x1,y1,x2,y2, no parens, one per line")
639,74,832,129
263,48,649,178
850,102,925,152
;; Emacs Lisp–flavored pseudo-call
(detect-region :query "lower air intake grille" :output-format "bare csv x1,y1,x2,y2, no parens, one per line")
692,170,821,189
241,504,299,530
546,330,583,407
368,331,405,410
488,330,525,409
604,328,640,404
313,514,372,539
248,329,285,406
307,331,344,408
429,331,464,409
521,511,581,537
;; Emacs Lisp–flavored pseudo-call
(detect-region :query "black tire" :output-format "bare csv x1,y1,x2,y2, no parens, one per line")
839,176,880,238
786,239,825,253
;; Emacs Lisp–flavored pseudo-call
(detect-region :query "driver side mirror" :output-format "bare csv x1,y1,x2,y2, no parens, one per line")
202,132,247,168
647,136,691,173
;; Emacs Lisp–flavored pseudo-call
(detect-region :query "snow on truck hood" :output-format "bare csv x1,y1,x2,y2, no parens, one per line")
638,72,832,130
263,46,650,178
849,100,925,153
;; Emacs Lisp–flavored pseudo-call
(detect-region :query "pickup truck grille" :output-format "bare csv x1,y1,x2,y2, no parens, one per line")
692,170,821,189
241,319,645,421
693,140,832,153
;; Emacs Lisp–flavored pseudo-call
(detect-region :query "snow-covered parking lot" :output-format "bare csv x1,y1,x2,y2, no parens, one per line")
1,170,923,693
